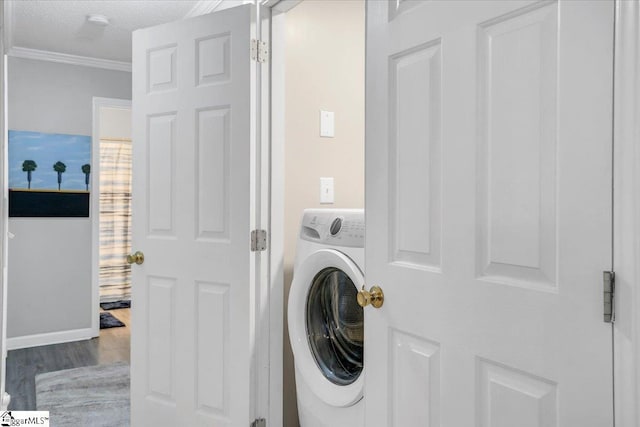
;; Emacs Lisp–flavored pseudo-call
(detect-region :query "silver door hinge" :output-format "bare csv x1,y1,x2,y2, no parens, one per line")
251,39,268,63
251,418,266,427
251,229,267,252
603,271,615,323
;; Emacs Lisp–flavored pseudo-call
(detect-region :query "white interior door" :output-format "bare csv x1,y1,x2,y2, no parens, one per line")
365,1,614,426
131,5,258,426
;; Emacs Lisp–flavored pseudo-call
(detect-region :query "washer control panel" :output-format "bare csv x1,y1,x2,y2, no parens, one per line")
300,209,364,248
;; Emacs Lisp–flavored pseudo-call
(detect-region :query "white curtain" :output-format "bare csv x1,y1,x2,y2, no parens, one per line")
99,137,132,303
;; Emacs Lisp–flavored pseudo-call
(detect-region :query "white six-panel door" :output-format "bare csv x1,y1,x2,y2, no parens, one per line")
131,5,257,426
365,1,614,425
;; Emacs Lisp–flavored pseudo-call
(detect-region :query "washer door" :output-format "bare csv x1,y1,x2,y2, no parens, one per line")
288,249,364,407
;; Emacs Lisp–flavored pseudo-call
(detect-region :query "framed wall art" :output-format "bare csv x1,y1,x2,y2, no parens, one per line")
8,130,91,217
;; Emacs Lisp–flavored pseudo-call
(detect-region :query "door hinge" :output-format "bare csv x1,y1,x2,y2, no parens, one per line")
251,39,268,63
603,271,615,323
251,229,267,252
251,418,266,427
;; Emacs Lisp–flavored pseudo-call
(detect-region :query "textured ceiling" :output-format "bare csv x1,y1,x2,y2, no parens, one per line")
9,0,206,63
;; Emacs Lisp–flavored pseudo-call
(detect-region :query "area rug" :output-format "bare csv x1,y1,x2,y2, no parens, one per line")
100,300,131,310
99,312,125,329
36,362,129,427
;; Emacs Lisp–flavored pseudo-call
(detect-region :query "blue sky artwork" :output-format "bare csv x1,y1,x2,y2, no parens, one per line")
8,130,91,191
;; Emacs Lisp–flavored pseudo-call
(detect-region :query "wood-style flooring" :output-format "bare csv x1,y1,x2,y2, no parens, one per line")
5,308,130,411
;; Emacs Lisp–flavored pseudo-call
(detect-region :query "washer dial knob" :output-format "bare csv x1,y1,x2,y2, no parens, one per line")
330,217,343,236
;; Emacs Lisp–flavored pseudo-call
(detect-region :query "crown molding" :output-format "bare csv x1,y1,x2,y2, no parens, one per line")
7,46,132,72
268,0,303,13
184,0,225,18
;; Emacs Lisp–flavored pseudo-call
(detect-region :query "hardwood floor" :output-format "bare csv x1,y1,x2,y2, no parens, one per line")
6,308,130,410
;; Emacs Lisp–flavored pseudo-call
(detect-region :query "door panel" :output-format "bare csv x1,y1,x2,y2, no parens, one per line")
131,5,255,426
389,39,442,270
389,331,441,426
365,1,614,426
477,2,558,290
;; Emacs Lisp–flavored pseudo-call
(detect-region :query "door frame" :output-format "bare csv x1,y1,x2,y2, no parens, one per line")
0,31,8,412
90,97,132,337
613,1,640,425
265,0,640,425
263,2,302,426
254,3,282,425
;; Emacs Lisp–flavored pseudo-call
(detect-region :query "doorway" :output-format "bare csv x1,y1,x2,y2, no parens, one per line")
273,1,366,425
91,98,132,337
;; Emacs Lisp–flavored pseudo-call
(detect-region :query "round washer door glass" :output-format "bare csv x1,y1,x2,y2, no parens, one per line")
306,267,364,386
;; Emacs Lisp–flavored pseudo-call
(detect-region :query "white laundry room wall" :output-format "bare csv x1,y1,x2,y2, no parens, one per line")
283,1,365,425
6,57,131,345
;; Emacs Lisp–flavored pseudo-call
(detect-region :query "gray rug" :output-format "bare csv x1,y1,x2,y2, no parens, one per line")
35,362,129,427
100,300,131,311
99,312,125,329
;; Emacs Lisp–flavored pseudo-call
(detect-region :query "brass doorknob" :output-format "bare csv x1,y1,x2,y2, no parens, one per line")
357,285,384,308
127,251,145,265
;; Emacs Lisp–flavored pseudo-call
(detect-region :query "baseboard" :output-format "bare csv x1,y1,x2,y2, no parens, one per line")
6,327,96,350
1,392,10,410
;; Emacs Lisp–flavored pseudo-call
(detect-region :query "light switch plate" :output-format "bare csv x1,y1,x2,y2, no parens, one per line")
320,177,334,204
320,110,335,138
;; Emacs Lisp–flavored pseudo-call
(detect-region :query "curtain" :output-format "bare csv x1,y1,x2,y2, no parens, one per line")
99,137,132,303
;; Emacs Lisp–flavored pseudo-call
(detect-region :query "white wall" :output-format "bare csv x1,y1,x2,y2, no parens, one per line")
283,1,365,425
7,57,131,342
100,107,132,139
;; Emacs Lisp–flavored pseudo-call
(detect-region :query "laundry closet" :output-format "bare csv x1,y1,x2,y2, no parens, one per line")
280,1,365,425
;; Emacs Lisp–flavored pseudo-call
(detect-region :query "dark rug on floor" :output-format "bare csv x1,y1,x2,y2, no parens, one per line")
99,312,125,329
99,300,131,310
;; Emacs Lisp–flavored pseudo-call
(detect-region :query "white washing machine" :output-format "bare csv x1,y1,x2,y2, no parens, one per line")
288,209,365,427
